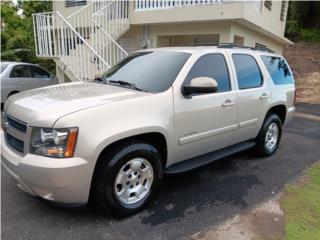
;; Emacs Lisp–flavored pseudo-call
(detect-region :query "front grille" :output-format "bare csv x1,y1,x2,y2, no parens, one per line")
5,133,24,153
6,115,27,133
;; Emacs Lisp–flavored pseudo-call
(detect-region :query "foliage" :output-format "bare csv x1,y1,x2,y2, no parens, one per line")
1,1,55,73
286,1,320,42
300,29,320,43
280,162,320,240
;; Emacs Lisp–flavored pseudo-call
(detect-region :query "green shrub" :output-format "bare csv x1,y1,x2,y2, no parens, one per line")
300,29,320,42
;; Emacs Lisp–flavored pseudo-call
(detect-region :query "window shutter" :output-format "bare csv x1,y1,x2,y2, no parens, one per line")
65,0,87,8
264,0,272,10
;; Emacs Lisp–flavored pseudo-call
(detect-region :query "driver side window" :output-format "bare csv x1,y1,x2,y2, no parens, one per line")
185,54,231,92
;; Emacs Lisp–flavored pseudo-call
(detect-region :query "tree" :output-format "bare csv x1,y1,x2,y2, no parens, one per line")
1,1,55,72
285,1,320,42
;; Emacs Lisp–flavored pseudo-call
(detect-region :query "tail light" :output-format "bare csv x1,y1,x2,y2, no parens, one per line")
294,88,297,106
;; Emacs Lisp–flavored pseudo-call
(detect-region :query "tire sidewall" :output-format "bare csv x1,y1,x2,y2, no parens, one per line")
97,143,163,216
258,114,282,156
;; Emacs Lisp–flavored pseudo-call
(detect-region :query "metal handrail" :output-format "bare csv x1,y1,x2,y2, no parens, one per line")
33,1,130,81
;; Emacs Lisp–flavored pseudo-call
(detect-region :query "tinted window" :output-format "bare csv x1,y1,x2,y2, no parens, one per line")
185,54,230,92
261,56,294,85
10,65,32,78
233,54,263,89
30,66,51,78
1,63,9,73
103,51,190,92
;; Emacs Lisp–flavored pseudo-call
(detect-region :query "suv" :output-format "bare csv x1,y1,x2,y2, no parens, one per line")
1,46,295,217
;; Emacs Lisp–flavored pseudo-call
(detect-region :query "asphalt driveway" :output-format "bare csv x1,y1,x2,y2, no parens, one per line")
1,103,320,240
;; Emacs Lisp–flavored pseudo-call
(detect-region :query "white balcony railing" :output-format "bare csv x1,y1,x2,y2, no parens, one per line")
33,1,130,81
134,0,262,11
135,0,223,11
33,11,109,81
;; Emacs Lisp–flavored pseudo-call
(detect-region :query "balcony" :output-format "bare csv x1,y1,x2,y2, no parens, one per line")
129,0,262,25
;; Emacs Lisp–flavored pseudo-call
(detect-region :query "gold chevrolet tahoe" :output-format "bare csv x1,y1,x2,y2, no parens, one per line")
1,46,295,217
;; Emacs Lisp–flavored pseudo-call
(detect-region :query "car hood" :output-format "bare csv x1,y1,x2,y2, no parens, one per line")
4,81,149,127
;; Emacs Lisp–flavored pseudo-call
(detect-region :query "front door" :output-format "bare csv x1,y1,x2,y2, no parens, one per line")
173,52,238,164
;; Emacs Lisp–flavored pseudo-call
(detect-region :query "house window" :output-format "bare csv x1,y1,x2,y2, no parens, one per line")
65,0,87,8
157,35,220,47
264,0,272,10
255,43,267,49
280,1,287,21
233,35,245,46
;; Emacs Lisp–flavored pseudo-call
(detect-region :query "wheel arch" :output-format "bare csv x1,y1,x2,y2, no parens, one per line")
265,104,287,124
89,131,168,203
7,90,19,99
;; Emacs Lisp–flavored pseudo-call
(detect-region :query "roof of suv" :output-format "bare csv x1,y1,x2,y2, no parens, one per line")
139,46,280,57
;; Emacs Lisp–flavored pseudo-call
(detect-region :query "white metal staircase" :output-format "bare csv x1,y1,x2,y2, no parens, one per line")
33,0,129,81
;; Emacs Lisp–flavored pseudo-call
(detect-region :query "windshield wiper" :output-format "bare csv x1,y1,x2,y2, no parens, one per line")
108,80,146,92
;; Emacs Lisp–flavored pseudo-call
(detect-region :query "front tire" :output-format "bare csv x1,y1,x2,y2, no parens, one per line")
92,141,163,218
256,114,282,157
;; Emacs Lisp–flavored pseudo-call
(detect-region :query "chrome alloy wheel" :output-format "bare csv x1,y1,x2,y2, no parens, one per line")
264,122,279,151
114,158,154,205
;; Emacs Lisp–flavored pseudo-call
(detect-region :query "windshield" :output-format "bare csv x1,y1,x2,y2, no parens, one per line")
1,63,9,73
102,51,191,92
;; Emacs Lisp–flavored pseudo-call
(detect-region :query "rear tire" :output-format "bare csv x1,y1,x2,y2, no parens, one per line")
92,141,163,218
255,114,282,157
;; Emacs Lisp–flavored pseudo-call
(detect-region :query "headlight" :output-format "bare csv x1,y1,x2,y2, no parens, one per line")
30,127,78,158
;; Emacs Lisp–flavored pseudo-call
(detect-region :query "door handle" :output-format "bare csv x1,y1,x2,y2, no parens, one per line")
222,99,235,107
259,93,270,99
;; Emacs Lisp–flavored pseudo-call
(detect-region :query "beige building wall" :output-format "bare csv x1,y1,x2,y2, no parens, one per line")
119,21,284,53
230,22,284,53
53,1,87,18
118,21,231,53
243,0,288,36
148,21,232,48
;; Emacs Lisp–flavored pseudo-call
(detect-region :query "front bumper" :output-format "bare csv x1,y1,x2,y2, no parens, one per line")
1,131,91,205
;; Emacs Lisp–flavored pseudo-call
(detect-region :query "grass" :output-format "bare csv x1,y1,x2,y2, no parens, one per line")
280,161,320,240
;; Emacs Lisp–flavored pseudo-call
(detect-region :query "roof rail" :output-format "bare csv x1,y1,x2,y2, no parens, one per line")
213,43,275,53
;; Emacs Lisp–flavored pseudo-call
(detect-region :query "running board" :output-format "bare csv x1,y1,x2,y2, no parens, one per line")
165,141,256,174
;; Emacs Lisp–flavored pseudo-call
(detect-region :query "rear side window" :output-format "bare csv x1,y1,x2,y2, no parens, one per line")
30,66,51,78
261,56,294,85
10,65,32,78
185,54,230,92
232,54,263,89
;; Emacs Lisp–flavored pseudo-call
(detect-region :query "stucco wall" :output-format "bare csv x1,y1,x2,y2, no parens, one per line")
119,21,284,53
230,22,284,53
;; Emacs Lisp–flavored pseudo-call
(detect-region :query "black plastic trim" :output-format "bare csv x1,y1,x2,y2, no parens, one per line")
165,140,255,174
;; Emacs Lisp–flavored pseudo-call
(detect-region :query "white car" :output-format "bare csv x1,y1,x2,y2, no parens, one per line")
1,46,295,217
1,62,58,104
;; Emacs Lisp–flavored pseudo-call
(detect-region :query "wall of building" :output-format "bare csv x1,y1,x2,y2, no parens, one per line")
53,1,87,18
54,1,287,41
230,22,284,53
243,0,287,37
119,21,284,53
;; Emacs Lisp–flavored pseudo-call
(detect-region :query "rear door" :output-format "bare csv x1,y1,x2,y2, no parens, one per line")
230,53,271,143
